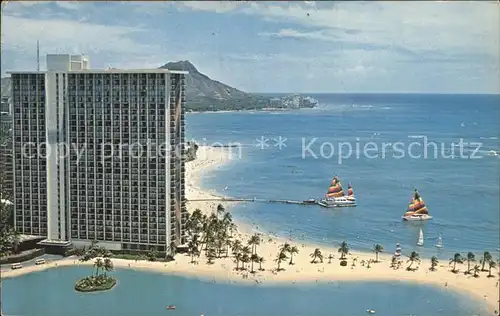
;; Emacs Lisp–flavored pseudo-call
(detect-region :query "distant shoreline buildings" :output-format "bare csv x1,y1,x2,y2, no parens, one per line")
7,54,188,255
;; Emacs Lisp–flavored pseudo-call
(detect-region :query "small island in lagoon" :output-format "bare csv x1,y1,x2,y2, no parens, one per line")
74,242,116,293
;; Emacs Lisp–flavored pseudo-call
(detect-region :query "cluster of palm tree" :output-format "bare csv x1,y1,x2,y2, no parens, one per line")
185,205,237,264
79,240,112,262
0,227,20,257
0,133,20,257
185,204,267,272
93,257,114,277
448,251,497,278
75,256,115,291
275,243,299,271
232,234,265,273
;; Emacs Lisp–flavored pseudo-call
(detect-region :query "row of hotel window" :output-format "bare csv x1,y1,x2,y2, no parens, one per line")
71,228,168,236
69,119,165,127
69,191,167,199
68,187,169,194
15,204,46,211
67,79,168,86
67,87,169,94
70,199,168,207
70,234,169,243
68,96,168,103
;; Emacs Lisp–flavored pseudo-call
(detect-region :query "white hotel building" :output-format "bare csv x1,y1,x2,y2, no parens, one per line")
9,54,188,254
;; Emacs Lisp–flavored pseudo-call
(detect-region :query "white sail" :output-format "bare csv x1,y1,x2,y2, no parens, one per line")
417,229,424,246
435,234,443,248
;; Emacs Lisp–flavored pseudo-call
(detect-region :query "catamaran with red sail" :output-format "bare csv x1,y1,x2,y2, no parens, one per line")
402,189,432,221
318,176,357,208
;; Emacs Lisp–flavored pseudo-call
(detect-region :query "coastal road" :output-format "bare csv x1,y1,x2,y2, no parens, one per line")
0,254,71,274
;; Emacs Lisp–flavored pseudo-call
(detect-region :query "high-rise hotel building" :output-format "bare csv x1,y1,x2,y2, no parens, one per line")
9,54,188,253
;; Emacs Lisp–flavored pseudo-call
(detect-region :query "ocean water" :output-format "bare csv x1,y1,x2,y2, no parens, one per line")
187,94,500,259
2,266,489,316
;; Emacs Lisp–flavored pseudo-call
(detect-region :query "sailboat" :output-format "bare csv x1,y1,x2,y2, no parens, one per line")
318,176,357,208
402,189,432,221
435,234,443,248
417,229,424,246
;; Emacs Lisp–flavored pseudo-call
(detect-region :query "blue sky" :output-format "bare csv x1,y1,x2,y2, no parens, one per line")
1,1,498,93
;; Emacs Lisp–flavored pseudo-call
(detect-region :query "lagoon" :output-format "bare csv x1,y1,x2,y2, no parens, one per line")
2,266,489,316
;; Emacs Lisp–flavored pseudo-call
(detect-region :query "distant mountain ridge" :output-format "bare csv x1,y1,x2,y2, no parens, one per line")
160,61,249,102
0,61,318,111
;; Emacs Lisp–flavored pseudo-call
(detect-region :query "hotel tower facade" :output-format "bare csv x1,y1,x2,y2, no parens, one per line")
9,54,188,254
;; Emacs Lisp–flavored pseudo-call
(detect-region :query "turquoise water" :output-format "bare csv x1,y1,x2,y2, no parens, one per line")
2,266,489,316
187,94,500,259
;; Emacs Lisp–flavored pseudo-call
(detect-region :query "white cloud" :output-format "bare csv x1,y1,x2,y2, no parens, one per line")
2,15,153,54
3,1,82,11
54,2,82,10
179,1,244,13
1,1,498,93
259,28,336,42
248,2,499,57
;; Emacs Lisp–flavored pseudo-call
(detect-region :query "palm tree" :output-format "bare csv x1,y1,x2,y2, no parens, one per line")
241,246,251,270
258,256,265,271
222,212,233,236
373,244,383,263
248,234,261,255
241,253,250,271
229,222,237,238
275,250,288,271
338,241,349,260
103,258,113,276
94,258,104,276
231,239,242,256
289,246,299,265
10,230,21,254
206,248,216,264
430,256,438,271
250,254,259,273
223,238,232,257
188,236,199,263
147,249,159,261
216,204,225,219
280,243,291,254
481,251,492,271
465,252,475,274
310,248,323,264
234,252,242,270
473,264,480,278
449,253,463,273
406,251,420,271
168,241,177,258
487,259,497,278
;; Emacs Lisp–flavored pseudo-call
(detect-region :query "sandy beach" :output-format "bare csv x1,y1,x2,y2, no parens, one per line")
3,146,499,313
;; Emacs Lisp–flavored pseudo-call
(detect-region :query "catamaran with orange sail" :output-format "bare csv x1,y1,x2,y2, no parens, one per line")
318,176,357,208
402,189,432,221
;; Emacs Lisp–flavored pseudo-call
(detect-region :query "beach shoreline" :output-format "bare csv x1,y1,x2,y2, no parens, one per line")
2,146,498,313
